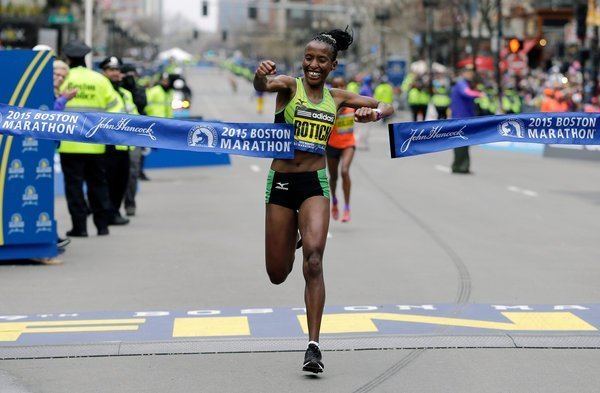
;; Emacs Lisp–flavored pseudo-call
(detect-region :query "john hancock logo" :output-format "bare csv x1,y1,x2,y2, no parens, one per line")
36,212,53,233
188,125,217,148
22,137,38,153
36,158,52,179
498,119,525,139
22,185,39,207
8,159,25,180
85,117,157,141
8,213,25,234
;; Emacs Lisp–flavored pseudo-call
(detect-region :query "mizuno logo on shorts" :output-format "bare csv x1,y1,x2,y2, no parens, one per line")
275,182,289,190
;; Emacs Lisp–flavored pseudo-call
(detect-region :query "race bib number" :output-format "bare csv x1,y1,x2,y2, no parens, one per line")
293,105,335,150
334,113,354,134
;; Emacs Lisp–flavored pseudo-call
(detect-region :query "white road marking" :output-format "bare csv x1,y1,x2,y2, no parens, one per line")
250,165,260,172
507,185,538,197
434,165,451,173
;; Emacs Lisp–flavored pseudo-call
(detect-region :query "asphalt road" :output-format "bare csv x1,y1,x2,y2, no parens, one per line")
1,67,600,392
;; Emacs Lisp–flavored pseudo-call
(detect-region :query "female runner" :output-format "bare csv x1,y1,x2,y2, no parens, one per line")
327,76,356,223
254,29,394,373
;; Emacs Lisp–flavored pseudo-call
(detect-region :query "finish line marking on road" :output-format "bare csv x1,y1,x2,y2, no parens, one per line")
0,304,598,346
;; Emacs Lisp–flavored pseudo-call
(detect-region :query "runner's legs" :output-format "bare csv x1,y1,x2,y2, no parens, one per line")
298,196,329,342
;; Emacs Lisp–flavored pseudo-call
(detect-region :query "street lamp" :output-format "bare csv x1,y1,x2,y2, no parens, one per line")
423,0,439,92
374,6,390,68
351,11,363,66
495,0,503,104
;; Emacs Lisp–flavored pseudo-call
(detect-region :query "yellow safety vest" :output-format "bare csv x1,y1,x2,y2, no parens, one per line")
374,83,394,104
347,81,360,94
115,87,139,151
408,88,430,105
144,85,173,118
432,87,451,107
58,67,120,154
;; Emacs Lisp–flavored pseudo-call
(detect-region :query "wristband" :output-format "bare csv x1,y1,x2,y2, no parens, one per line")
374,109,383,121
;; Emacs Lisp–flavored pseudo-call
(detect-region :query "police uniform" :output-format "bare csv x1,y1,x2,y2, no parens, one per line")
59,41,119,236
432,85,451,119
140,74,174,182
144,75,174,118
502,88,522,114
407,85,430,122
100,56,136,224
120,63,146,216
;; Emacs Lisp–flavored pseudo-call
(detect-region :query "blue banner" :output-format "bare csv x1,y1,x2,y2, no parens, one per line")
0,104,294,159
0,50,57,259
386,58,406,87
389,113,600,158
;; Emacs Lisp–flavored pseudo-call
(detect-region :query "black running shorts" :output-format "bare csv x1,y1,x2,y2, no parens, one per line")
265,169,330,210
326,145,355,159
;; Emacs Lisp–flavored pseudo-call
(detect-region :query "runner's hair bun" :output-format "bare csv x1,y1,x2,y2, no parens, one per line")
312,27,354,59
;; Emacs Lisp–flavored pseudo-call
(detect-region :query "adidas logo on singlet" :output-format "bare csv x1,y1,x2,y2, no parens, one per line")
311,112,335,123
297,109,335,124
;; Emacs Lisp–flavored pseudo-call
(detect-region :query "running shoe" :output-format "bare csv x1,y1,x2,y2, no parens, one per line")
341,209,351,223
302,343,324,373
57,237,71,248
331,203,339,220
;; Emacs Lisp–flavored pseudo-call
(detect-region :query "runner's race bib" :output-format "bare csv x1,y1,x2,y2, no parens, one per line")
293,105,335,154
334,112,354,134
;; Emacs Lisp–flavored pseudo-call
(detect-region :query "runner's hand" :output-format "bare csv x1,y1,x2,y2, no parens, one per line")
354,107,378,123
256,60,277,77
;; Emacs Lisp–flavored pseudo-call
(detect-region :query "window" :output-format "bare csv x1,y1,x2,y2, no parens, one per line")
248,6,258,20
202,1,208,16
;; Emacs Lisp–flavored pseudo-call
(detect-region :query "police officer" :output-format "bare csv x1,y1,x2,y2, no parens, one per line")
374,76,395,119
432,80,451,119
407,79,430,121
100,56,137,225
502,86,522,114
140,73,174,181
121,63,147,115
59,40,119,237
144,73,174,118
121,63,146,216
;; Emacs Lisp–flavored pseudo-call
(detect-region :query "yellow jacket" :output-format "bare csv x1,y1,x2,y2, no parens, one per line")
58,67,120,154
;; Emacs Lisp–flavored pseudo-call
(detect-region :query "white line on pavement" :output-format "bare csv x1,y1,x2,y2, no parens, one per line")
250,165,260,172
507,185,538,197
434,165,451,173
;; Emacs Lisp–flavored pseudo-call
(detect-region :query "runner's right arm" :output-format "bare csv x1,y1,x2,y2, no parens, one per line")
253,60,295,93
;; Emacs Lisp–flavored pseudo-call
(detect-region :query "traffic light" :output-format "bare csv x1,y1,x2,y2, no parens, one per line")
576,3,587,40
508,38,521,54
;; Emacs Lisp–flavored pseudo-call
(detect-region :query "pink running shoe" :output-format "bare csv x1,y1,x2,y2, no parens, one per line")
341,209,350,223
331,203,339,220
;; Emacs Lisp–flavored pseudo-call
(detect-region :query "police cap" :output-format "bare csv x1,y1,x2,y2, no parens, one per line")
120,63,137,74
100,56,123,70
62,40,91,58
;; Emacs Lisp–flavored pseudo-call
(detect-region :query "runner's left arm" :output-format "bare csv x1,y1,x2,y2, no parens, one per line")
332,89,394,123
